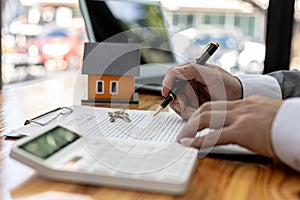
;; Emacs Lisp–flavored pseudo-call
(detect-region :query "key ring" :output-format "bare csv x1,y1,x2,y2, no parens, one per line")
108,110,131,122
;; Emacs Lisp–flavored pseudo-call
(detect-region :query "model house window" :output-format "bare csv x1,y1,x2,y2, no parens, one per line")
96,80,104,94
110,81,118,94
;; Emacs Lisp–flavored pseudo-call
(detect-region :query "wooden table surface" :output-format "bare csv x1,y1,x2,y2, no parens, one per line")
1,72,300,200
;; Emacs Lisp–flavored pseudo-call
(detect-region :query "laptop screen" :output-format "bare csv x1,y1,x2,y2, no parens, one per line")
80,0,176,64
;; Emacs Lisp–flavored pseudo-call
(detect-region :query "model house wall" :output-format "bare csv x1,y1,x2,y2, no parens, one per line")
88,75,134,100
82,42,140,104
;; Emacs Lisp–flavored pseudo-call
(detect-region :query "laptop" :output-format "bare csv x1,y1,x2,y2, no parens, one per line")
79,0,180,92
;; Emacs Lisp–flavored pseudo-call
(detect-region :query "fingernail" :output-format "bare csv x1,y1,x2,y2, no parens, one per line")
162,88,168,97
174,66,185,74
179,138,193,146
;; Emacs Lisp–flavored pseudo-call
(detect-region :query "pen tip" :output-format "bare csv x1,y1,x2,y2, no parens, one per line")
153,106,163,117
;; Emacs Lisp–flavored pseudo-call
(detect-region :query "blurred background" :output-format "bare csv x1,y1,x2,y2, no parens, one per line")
1,0,300,85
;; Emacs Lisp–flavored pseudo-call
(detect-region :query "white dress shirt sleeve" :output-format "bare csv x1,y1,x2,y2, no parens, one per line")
272,98,300,172
238,74,300,172
237,75,282,99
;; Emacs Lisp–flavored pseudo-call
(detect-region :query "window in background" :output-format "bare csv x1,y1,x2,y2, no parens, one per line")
234,14,255,37
3,0,296,86
161,0,268,74
172,13,194,31
203,13,226,25
1,0,87,85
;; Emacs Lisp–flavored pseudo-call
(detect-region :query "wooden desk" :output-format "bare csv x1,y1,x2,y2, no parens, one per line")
1,72,300,200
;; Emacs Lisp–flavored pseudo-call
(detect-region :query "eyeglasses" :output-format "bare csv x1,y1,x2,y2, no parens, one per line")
24,107,73,126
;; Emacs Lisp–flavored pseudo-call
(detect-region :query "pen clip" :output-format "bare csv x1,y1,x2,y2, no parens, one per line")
24,107,73,126
195,42,219,61
195,43,211,61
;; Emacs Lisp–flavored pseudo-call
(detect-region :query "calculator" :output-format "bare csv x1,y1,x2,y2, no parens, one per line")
10,125,198,195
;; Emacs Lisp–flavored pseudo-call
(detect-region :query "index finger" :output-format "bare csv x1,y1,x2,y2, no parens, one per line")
179,128,234,149
161,62,194,96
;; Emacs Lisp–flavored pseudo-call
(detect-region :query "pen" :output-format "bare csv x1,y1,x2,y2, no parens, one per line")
153,42,219,116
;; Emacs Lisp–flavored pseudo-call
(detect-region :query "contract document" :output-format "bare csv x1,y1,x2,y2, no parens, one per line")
11,105,253,155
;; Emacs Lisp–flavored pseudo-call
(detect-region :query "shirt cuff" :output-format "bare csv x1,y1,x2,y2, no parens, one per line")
237,75,282,99
272,98,300,172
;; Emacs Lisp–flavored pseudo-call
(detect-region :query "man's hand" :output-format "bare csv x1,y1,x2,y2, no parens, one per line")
162,63,242,119
176,95,283,158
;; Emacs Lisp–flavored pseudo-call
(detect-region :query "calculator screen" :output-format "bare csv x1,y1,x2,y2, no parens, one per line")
20,126,80,159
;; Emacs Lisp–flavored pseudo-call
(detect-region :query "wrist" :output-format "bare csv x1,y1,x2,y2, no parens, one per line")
227,76,243,100
234,76,243,99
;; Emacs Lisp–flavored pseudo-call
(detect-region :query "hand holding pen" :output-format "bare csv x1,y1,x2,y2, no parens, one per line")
154,42,219,116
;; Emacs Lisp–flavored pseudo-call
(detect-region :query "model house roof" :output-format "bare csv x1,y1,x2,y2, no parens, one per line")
82,42,140,76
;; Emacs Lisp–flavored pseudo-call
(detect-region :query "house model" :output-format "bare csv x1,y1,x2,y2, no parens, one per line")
81,42,141,104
